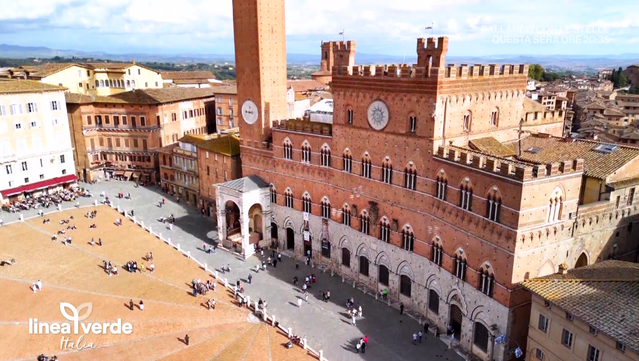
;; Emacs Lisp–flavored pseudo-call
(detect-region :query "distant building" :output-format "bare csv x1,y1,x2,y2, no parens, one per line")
0,80,77,203
161,71,222,88
598,69,612,80
523,260,639,361
6,61,163,96
65,87,218,183
209,85,238,130
624,65,639,86
305,98,333,123
310,40,356,85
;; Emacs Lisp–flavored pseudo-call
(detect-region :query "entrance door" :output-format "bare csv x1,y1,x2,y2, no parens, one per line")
286,228,295,250
450,305,463,340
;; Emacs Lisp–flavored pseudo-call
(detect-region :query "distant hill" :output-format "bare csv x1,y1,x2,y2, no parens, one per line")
1,44,638,73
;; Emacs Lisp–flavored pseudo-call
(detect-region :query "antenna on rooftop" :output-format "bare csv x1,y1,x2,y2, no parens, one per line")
425,22,434,37
339,29,345,42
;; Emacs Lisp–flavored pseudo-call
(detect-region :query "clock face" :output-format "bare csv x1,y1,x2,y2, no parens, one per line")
241,100,259,125
367,100,390,130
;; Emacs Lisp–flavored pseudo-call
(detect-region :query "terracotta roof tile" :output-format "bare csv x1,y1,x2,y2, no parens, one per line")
15,63,85,78
522,261,639,354
0,79,66,94
207,84,237,95
287,79,329,93
161,71,216,80
469,137,516,157
506,135,639,180
107,88,216,104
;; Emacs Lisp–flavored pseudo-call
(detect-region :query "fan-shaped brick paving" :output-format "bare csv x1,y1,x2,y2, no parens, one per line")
0,206,314,361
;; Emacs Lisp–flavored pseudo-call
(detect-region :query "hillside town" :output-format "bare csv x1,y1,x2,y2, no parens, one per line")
0,1,638,361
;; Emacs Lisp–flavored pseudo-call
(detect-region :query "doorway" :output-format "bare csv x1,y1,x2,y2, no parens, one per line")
286,228,295,250
304,236,312,258
450,304,463,340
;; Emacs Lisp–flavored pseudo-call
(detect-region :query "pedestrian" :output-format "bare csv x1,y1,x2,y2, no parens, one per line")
326,290,330,302
358,305,363,318
361,338,367,353
129,299,134,310
139,300,144,311
278,253,282,262
351,314,357,326
248,274,252,284
304,293,309,303
412,333,417,345
293,276,298,285
356,339,362,353
400,302,404,315
273,259,277,268
184,334,189,346
296,263,299,270
302,283,307,292
297,298,302,308
418,330,423,343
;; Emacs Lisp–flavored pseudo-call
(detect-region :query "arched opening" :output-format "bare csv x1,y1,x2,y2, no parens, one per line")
286,227,295,250
359,255,369,276
271,222,278,240
428,289,440,314
473,322,490,352
400,274,412,297
449,304,463,340
342,248,351,268
248,204,263,244
378,265,389,286
575,252,588,268
225,201,241,236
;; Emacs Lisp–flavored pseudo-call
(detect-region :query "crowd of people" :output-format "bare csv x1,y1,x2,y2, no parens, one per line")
2,188,90,213
37,354,58,361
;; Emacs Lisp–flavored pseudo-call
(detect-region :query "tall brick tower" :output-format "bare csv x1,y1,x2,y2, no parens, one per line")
232,0,289,146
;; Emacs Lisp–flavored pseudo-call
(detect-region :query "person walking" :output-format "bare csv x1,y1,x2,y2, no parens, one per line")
351,314,357,326
412,333,418,345
129,299,134,311
278,253,282,262
400,302,405,315
358,305,363,318
297,298,303,308
360,337,367,353
356,339,362,353
184,334,189,346
304,293,309,303
248,274,252,284
418,331,423,343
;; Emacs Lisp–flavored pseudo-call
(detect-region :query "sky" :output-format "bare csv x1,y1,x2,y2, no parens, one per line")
0,0,638,57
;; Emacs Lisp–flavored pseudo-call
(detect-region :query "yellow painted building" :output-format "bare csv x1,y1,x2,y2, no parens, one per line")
8,62,163,96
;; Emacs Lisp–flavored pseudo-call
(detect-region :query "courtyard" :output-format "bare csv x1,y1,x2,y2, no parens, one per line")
0,205,312,361
0,180,465,361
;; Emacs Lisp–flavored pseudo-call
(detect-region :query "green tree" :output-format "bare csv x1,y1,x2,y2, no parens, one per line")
618,67,629,88
629,85,639,94
528,64,544,81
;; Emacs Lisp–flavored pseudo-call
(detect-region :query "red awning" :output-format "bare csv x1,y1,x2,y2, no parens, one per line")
0,174,78,197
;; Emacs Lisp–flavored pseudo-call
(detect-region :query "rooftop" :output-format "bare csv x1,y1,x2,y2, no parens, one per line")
506,135,639,180
179,133,240,156
65,87,217,105
522,260,639,355
287,79,329,93
161,70,216,80
0,79,66,94
469,137,516,157
219,174,269,193
208,84,237,95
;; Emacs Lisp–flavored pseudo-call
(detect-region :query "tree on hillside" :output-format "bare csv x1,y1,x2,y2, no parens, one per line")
528,64,544,81
611,67,629,89
629,85,639,94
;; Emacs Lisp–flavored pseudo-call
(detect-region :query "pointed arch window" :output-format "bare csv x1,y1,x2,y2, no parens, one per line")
270,184,277,204
285,189,294,208
342,204,351,226
490,108,499,127
302,193,312,213
548,189,562,223
401,226,414,252
486,190,501,222
347,108,354,124
436,173,447,200
361,155,371,178
454,252,467,281
405,164,417,190
301,143,311,163
283,141,293,160
360,211,370,235
381,158,393,184
460,181,473,211
479,265,495,298
379,218,391,243
432,238,443,266
321,198,331,219
409,116,417,133
321,146,331,167
463,112,471,131
343,151,352,172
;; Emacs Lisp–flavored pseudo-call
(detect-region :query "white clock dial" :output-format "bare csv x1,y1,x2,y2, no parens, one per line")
367,100,390,130
241,100,259,125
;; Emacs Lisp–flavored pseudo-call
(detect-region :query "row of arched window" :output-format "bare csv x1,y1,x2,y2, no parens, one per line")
95,79,136,88
431,237,495,298
343,108,499,132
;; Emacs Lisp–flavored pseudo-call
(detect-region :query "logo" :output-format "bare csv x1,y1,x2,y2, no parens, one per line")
29,302,133,351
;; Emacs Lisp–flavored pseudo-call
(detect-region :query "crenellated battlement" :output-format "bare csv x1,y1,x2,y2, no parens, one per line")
332,40,356,52
435,146,584,181
523,108,565,123
332,63,529,81
271,118,332,137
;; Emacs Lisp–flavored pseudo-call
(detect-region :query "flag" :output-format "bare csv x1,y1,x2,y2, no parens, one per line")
514,347,523,358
